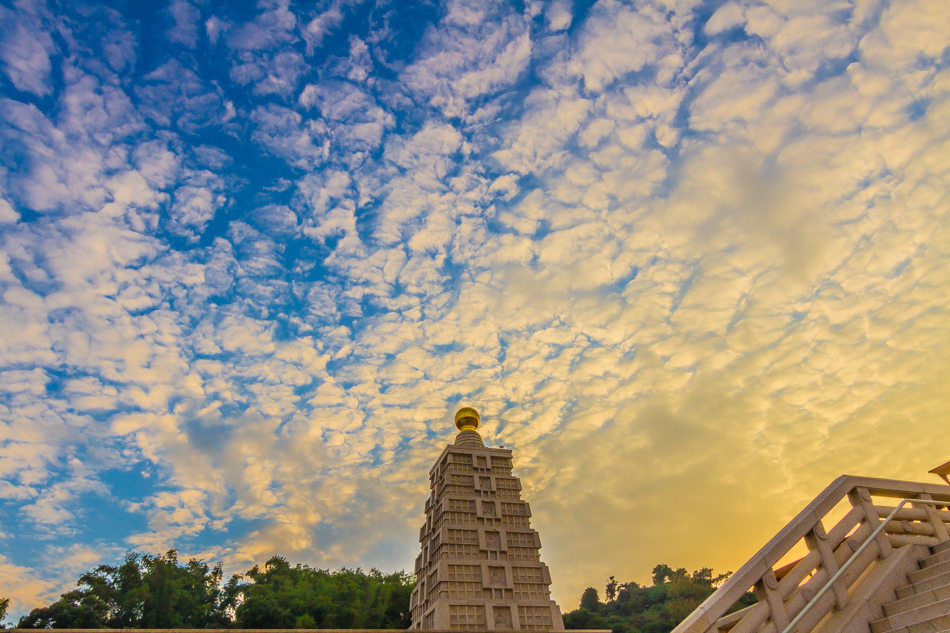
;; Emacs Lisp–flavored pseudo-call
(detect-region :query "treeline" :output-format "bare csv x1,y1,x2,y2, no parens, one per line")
5,550,413,629
563,564,756,633
1,553,749,632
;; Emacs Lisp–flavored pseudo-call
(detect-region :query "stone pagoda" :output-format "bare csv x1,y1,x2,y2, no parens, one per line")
409,407,565,631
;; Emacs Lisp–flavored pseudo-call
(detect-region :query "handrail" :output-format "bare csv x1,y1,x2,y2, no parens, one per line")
781,498,950,633
671,476,950,633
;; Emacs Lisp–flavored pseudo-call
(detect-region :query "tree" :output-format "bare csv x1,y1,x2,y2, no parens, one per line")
580,587,602,611
652,564,677,586
1,597,10,629
563,606,607,631
13,550,415,629
16,589,110,629
564,565,753,633
232,558,414,629
17,550,234,629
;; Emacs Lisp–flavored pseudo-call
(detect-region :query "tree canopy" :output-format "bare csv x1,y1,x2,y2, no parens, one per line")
234,556,412,629
11,553,745,632
563,564,756,633
14,550,412,629
16,550,236,629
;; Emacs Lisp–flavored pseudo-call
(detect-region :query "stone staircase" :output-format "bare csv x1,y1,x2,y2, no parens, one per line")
872,539,950,633
671,476,950,633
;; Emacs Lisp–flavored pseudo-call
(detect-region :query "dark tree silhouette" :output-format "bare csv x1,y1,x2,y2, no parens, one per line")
234,556,413,629
15,550,413,630
580,587,602,611
17,551,236,629
563,565,755,633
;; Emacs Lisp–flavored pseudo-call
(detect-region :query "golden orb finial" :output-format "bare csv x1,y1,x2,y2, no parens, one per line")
455,407,480,433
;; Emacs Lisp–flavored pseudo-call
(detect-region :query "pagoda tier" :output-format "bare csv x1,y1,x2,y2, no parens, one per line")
409,408,565,631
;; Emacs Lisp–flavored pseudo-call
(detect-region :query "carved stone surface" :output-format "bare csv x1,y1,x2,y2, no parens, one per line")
494,606,513,628
490,567,506,586
409,409,565,631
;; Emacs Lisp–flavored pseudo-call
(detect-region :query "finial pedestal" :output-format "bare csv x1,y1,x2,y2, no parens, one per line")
454,407,484,447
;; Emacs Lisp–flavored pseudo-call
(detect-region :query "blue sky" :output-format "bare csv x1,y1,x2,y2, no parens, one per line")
1,0,949,618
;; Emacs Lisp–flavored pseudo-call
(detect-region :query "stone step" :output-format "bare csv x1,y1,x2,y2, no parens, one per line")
935,539,950,555
899,571,950,600
871,598,950,633
923,548,950,569
876,614,950,633
911,561,950,585
905,612,950,633
886,582,950,616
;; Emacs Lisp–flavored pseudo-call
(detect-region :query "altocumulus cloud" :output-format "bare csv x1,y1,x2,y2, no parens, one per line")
1,0,949,617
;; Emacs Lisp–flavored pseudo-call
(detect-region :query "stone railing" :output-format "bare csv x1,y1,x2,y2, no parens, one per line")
672,476,950,633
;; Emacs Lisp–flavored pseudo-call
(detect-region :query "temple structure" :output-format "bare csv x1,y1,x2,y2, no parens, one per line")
409,407,565,631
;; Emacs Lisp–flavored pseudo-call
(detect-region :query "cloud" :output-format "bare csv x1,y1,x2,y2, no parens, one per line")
546,0,572,32
493,87,592,174
127,489,211,545
399,1,533,117
299,81,394,152
137,59,233,132
859,0,950,70
225,0,297,51
169,169,229,239
569,1,678,92
302,4,344,54
250,104,329,168
0,3,57,97
0,554,59,618
205,16,228,46
214,0,308,97
23,476,110,530
0,192,19,224
230,49,307,97
167,0,201,47
59,74,144,144
0,99,108,213
62,4,138,76
704,2,745,35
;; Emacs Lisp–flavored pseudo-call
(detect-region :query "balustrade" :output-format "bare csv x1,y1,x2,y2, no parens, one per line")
672,476,950,633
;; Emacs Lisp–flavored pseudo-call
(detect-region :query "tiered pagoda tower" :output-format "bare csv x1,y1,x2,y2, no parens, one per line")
409,407,565,631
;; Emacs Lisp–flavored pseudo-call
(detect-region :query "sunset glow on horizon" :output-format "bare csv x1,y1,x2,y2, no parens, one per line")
1,0,949,620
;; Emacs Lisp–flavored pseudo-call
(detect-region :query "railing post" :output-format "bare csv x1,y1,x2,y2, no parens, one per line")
669,479,950,633
848,487,891,557
918,493,950,541
805,522,849,609
754,568,789,631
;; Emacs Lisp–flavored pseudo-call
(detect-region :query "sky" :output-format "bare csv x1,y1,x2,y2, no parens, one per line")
1,0,949,620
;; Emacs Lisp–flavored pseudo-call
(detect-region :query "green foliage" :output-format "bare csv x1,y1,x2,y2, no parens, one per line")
233,556,413,629
580,587,601,612
14,551,750,633
17,550,235,629
1,596,10,629
14,550,414,629
563,565,755,633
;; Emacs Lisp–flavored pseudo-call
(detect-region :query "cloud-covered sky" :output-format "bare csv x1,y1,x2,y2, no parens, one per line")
1,0,949,617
